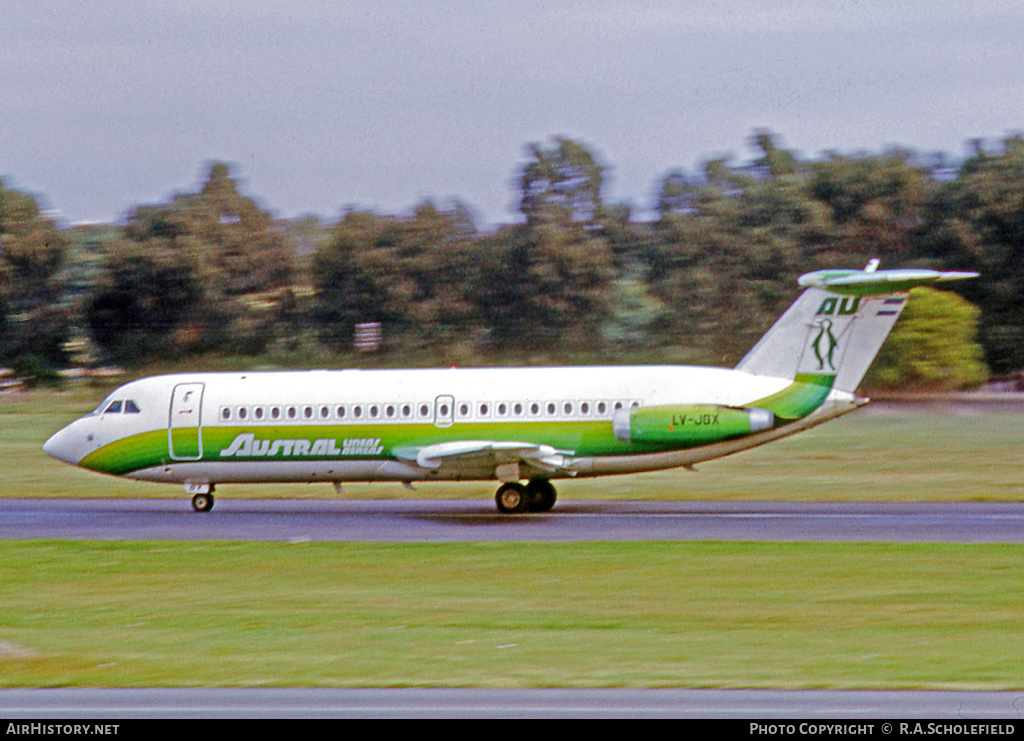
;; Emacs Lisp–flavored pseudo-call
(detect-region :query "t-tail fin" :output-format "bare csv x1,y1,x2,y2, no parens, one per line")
736,262,978,395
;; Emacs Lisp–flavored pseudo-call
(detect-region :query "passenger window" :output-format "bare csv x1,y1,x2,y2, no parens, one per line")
124,400,141,414
238,407,248,420
104,401,123,414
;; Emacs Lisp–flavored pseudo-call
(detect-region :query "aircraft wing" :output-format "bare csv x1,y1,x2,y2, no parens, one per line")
394,440,575,481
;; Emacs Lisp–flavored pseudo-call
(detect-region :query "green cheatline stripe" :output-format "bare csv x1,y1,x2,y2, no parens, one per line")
752,373,835,422
80,420,640,476
79,430,168,476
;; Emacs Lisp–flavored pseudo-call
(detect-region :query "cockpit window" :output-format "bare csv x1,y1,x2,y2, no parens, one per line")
99,399,140,415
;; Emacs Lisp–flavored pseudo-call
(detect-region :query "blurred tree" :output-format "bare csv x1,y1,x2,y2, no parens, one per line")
125,162,292,296
312,202,478,357
519,137,605,224
656,170,700,219
313,209,393,341
749,129,798,179
916,136,1024,374
600,275,672,350
521,212,615,347
0,180,70,368
102,162,295,359
7,129,1019,381
808,150,930,262
474,213,615,354
86,242,203,364
866,287,988,390
647,151,820,362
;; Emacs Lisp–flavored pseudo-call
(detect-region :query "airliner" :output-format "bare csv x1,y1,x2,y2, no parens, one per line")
43,262,976,513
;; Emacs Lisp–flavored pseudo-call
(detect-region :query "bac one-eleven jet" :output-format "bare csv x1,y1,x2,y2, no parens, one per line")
44,262,976,513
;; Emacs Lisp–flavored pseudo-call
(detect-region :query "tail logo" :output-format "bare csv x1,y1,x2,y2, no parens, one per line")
811,319,838,371
815,296,861,316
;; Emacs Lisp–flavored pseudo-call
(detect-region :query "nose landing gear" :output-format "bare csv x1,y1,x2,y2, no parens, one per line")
186,483,215,512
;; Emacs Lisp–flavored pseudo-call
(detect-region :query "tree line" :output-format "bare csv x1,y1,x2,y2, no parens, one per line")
2,130,1015,388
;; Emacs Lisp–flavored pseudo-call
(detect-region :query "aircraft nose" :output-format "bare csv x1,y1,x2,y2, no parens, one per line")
43,425,84,466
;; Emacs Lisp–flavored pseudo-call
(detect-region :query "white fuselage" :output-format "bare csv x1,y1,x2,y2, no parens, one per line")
43,365,861,488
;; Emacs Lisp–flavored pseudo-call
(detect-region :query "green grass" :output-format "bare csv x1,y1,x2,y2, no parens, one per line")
1,540,1023,688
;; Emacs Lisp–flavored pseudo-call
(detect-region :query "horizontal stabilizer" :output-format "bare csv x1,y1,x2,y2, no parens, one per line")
797,266,979,296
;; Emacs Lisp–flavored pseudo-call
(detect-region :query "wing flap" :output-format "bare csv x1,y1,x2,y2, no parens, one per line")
395,440,574,478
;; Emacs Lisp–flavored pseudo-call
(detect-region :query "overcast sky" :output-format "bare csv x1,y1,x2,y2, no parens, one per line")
2,1,1022,228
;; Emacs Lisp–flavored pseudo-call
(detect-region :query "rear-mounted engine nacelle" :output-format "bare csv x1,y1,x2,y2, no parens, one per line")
612,404,775,446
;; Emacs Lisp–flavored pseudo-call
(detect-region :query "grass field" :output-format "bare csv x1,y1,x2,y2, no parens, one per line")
2,386,1024,688
2,540,1023,688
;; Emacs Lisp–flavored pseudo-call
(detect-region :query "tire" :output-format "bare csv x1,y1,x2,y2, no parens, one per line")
526,479,557,512
495,482,530,514
191,492,214,512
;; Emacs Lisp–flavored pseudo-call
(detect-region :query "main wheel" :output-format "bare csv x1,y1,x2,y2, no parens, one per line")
526,479,557,512
495,482,530,514
191,491,215,512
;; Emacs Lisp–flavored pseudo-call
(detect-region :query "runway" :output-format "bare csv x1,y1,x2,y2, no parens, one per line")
2,687,1024,719
2,497,1024,542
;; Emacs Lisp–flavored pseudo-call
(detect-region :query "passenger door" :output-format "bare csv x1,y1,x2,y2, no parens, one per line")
169,383,205,460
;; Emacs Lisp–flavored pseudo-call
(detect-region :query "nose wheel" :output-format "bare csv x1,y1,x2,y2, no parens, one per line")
495,479,557,514
187,484,215,512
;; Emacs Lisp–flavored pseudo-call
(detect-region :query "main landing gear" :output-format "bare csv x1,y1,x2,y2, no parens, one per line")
495,479,557,514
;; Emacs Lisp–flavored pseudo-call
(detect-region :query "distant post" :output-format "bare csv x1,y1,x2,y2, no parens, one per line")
354,322,382,353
